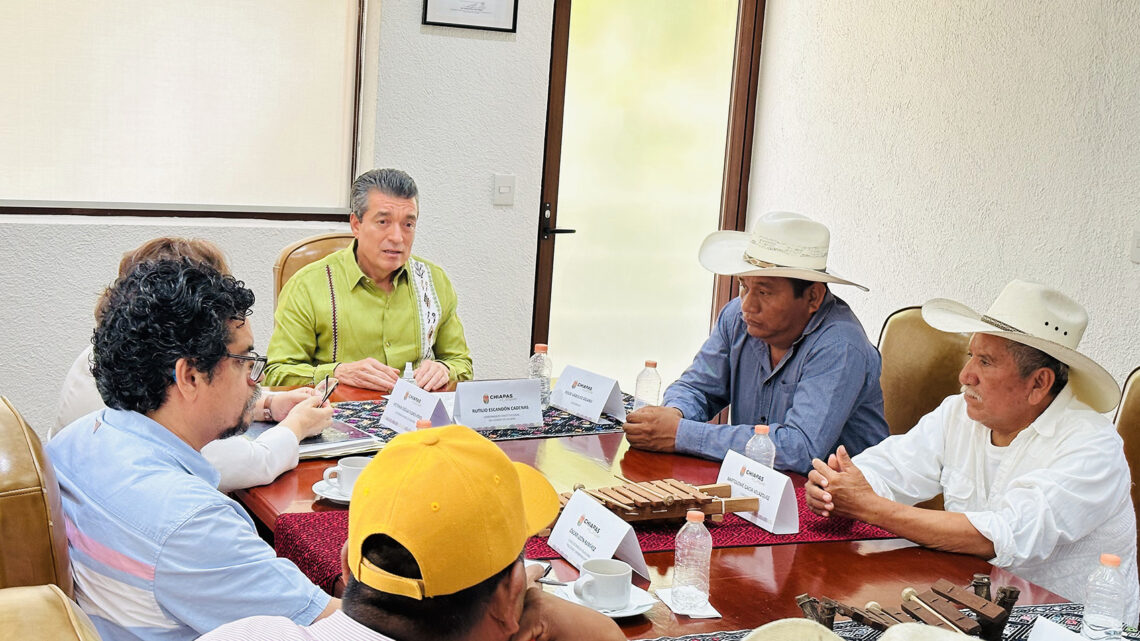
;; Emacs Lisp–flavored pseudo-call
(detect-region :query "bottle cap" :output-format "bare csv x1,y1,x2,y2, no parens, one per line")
534,344,548,353
754,425,769,435
644,360,657,368
403,363,414,378
686,509,704,522
415,419,432,429
1101,553,1122,567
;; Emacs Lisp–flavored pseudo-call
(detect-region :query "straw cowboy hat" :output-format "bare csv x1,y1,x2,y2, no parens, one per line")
922,279,1121,413
741,618,965,640
698,211,867,291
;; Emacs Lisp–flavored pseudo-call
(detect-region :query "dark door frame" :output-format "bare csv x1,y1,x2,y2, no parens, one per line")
531,0,767,347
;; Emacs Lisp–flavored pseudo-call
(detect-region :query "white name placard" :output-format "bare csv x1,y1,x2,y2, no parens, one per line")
453,379,543,430
717,450,799,534
548,490,648,578
1027,617,1082,641
550,365,626,424
379,379,454,432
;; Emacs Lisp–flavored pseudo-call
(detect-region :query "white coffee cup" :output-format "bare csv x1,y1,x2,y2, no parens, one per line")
573,558,632,610
322,456,371,496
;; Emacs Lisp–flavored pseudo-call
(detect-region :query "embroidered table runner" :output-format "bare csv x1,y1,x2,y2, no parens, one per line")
645,605,1140,641
276,487,894,592
332,394,632,444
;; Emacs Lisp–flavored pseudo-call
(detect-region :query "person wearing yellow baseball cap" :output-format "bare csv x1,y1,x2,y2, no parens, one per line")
198,424,623,641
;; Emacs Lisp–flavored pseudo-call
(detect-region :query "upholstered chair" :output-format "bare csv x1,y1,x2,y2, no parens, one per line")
0,397,73,596
272,232,355,309
0,584,102,640
877,307,969,436
1115,367,1140,544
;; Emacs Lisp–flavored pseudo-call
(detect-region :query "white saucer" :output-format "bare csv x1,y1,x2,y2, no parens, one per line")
312,479,351,504
556,584,657,618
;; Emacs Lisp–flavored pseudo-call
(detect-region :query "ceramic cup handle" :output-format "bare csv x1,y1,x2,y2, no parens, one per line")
573,575,598,607
323,466,340,490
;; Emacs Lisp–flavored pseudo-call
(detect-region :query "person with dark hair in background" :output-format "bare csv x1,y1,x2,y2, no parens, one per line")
198,425,624,641
53,237,333,492
265,168,472,392
47,259,339,641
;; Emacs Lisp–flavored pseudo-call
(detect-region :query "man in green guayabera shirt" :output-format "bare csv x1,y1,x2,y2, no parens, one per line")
265,168,473,391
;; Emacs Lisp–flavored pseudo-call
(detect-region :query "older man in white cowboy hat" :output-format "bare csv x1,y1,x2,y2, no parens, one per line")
623,212,888,474
805,279,1138,623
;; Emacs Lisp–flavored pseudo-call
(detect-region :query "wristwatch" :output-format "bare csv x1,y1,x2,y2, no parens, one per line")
263,394,275,422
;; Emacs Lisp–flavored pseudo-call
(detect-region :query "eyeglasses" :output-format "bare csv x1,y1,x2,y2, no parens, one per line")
226,352,268,382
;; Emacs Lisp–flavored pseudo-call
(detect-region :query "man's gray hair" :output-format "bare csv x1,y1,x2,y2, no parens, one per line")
350,168,419,221
1004,339,1070,397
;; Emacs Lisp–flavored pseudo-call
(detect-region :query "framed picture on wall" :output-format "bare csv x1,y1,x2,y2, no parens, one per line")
422,0,519,33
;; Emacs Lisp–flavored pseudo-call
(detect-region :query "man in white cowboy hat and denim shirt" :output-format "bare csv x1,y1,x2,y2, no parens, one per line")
623,212,888,474
805,280,1138,624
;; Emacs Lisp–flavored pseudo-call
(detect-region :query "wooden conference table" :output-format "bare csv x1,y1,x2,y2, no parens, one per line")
236,385,1063,639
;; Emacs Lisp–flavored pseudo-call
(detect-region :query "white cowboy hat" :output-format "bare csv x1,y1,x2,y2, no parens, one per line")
922,279,1121,413
698,211,868,291
742,618,842,641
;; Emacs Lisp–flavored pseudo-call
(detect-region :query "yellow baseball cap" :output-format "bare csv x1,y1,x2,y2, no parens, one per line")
347,424,559,599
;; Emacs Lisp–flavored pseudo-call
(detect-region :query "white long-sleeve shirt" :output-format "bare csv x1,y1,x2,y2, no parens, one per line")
854,386,1138,624
55,346,300,492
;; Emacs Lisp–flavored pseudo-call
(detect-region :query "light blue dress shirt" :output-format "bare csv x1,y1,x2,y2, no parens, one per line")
668,291,888,474
46,409,330,641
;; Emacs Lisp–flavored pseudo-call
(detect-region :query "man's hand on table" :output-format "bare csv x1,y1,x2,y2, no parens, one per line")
805,445,879,520
413,359,451,392
267,386,317,421
334,358,400,391
279,394,335,441
509,587,624,641
622,406,681,452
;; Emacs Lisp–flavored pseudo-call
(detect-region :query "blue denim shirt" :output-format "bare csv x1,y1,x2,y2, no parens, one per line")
668,291,888,474
46,409,330,641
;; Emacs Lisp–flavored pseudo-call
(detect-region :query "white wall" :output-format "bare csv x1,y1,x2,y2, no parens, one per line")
0,0,554,439
368,0,554,389
750,0,1140,392
0,217,347,437
6,0,1138,439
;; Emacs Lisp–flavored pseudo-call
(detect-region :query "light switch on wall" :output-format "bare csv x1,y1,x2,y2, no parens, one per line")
493,174,515,206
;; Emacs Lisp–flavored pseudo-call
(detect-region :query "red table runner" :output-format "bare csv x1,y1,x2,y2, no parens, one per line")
275,487,894,592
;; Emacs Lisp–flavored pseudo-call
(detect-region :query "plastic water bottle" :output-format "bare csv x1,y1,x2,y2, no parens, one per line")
1082,553,1126,639
402,362,415,384
633,360,662,410
673,509,711,612
528,344,552,409
744,425,776,468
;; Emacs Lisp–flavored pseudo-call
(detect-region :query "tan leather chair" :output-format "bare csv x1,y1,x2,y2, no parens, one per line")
1115,366,1140,542
272,232,355,309
0,397,73,597
0,584,102,640
877,306,970,435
